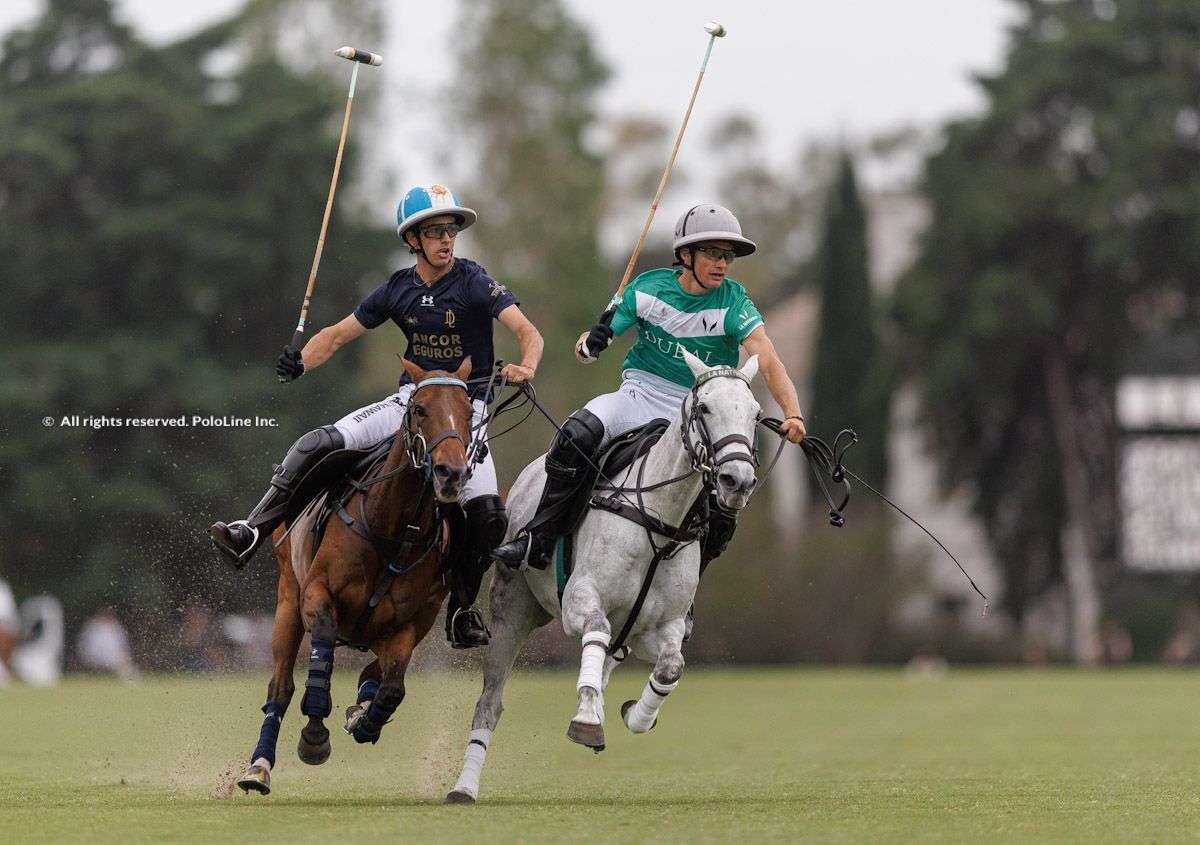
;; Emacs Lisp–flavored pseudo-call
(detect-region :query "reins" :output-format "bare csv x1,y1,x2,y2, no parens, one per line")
758,417,989,614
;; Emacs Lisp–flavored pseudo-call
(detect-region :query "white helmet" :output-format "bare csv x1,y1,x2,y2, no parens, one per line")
672,204,756,257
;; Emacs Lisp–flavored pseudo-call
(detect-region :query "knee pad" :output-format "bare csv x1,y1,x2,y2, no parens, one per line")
546,410,605,479
295,425,345,455
277,426,345,486
465,495,508,548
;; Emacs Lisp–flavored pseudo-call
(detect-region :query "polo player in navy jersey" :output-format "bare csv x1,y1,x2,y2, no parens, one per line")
209,185,544,649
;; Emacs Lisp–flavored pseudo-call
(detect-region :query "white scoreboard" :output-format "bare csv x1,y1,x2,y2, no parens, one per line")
1118,377,1200,572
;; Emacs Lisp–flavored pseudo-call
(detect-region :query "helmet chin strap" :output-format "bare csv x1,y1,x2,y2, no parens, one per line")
675,251,720,290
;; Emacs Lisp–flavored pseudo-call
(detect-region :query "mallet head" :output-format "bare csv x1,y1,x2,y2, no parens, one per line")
335,46,383,66
704,21,727,38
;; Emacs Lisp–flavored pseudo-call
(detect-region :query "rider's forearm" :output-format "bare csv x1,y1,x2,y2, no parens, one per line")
762,356,804,420
300,326,348,371
515,324,544,372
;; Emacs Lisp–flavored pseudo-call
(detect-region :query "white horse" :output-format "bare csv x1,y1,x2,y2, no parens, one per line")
446,350,763,803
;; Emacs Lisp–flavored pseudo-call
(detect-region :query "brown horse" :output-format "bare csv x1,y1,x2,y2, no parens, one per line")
236,358,475,795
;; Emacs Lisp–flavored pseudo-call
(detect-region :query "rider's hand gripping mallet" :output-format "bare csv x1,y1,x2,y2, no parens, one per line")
282,46,383,382
576,21,726,362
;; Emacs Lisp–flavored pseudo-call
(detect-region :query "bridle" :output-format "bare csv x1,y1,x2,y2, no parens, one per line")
680,366,760,487
401,376,473,484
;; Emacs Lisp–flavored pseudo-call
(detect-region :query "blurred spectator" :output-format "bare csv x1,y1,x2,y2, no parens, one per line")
1163,603,1200,665
1095,620,1134,666
14,596,65,686
0,578,17,684
77,607,141,681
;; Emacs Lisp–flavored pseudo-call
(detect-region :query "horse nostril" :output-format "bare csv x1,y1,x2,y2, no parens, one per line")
718,472,737,489
434,464,461,482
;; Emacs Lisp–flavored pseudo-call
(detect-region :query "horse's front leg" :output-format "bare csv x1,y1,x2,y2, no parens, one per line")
238,563,304,794
349,623,421,745
622,618,686,734
296,577,339,765
562,579,611,752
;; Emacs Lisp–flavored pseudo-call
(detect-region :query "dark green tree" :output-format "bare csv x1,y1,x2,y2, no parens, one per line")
449,0,612,474
810,154,889,481
894,0,1200,660
0,0,393,660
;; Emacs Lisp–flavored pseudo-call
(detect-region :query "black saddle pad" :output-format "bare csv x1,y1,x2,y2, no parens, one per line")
597,419,670,480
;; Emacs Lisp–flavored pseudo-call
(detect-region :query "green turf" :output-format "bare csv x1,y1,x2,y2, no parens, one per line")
1,667,1198,842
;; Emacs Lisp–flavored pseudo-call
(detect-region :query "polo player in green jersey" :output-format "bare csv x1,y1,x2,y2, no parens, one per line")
494,203,806,627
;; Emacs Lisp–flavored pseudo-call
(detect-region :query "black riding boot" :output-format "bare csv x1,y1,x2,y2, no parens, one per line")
492,410,606,570
446,495,509,649
208,426,344,568
684,493,739,642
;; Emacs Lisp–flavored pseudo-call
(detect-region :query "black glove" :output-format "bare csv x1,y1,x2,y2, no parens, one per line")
579,323,614,361
276,346,305,382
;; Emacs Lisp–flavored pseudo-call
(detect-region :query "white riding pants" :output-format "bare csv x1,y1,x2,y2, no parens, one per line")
332,384,498,502
583,369,689,447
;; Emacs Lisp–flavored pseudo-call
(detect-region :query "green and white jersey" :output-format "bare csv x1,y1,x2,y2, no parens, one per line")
609,268,764,389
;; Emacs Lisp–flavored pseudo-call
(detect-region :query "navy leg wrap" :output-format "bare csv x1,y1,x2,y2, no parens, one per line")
250,701,286,767
300,638,335,719
357,678,380,705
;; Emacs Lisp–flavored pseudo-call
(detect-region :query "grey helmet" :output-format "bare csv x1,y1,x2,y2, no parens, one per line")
672,204,757,257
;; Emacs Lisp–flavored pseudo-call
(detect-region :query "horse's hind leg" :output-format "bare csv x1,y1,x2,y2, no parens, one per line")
447,566,550,804
343,659,382,736
238,567,304,795
297,579,338,765
622,621,686,734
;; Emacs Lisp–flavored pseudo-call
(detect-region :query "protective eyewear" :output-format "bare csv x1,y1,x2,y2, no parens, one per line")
695,245,736,263
420,223,461,240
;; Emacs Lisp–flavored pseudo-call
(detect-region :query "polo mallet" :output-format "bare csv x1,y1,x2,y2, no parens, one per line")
282,46,382,381
576,21,727,362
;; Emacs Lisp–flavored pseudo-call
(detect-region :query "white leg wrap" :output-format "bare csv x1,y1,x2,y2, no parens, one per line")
577,631,611,693
251,756,272,772
626,676,678,733
451,728,492,799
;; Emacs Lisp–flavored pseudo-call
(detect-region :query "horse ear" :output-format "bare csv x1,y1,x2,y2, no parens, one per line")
454,356,472,381
740,354,760,383
680,347,709,379
401,357,427,383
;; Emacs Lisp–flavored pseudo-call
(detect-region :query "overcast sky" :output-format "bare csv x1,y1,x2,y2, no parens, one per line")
1,0,1020,206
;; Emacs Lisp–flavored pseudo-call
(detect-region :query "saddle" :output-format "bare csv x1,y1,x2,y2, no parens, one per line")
552,419,672,602
281,435,464,575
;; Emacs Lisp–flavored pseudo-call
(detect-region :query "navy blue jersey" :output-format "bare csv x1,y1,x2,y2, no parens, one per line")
354,258,519,392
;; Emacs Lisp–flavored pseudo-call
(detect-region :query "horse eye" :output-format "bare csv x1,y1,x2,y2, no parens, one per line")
697,402,710,415
411,404,427,418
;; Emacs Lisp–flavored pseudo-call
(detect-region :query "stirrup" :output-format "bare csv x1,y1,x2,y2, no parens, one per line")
209,520,260,569
448,606,491,649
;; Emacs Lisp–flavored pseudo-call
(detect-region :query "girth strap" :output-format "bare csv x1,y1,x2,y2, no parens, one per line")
607,541,679,657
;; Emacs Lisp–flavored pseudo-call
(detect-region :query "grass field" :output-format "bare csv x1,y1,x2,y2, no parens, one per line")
2,667,1199,842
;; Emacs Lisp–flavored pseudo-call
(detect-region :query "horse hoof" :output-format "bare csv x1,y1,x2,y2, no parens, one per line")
343,703,367,736
444,789,476,805
237,763,271,795
566,719,606,752
297,724,331,765
620,699,658,732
